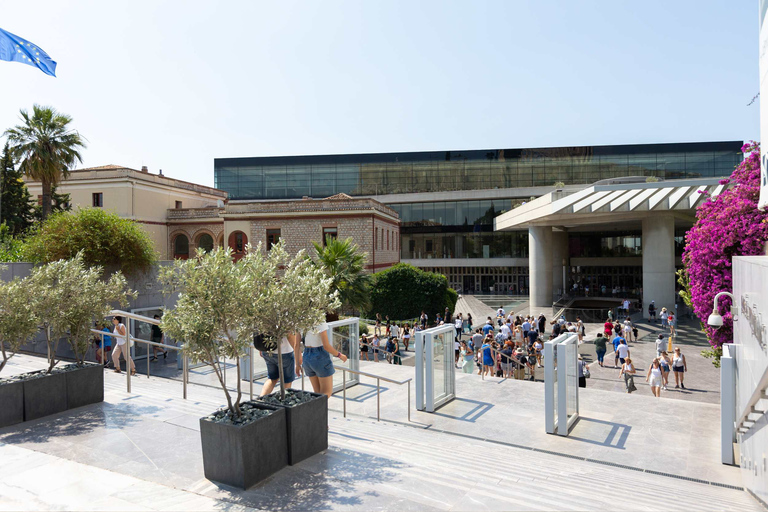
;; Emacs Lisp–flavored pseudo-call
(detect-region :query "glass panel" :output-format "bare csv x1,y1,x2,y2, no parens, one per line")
432,331,448,400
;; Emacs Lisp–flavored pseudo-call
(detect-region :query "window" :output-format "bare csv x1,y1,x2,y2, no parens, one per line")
322,227,338,246
228,231,248,261
175,201,183,209
173,234,189,260
375,228,379,250
426,239,433,253
267,229,281,250
386,230,389,250
92,193,103,207
197,233,214,253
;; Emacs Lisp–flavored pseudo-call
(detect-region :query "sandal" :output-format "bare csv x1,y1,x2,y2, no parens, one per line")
130,369,137,376
114,369,122,374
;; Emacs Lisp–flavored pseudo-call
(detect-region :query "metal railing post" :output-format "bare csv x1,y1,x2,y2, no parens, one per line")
376,377,380,422
407,380,411,422
183,351,188,400
126,333,131,393
147,340,150,379
342,369,347,418
249,347,254,401
100,333,104,369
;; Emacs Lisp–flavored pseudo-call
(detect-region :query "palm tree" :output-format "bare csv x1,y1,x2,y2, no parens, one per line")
4,105,86,220
309,236,371,320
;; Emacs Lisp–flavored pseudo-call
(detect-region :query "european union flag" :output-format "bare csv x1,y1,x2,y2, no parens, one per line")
0,27,56,77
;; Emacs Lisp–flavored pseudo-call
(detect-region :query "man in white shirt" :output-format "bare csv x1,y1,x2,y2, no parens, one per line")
501,321,512,340
616,339,630,364
390,322,400,339
497,307,506,317
454,315,463,341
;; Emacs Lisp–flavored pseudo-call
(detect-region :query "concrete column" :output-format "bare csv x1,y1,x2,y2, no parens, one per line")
529,226,553,309
642,215,676,315
551,230,569,298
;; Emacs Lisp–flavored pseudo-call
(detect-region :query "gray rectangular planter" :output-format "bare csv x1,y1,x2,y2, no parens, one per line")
261,391,328,465
199,404,288,489
0,380,24,428
23,370,68,421
65,363,104,410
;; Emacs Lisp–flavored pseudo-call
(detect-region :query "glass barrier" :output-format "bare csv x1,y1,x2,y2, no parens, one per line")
417,323,457,412
327,318,360,393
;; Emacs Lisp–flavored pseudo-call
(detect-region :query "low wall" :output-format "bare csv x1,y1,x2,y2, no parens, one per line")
1,262,180,362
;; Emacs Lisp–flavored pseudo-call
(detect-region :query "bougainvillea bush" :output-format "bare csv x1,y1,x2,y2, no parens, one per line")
681,141,768,354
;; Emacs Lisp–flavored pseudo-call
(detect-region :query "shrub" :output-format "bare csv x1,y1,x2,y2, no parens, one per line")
368,263,454,320
446,287,458,313
0,276,39,374
22,208,156,274
681,141,768,353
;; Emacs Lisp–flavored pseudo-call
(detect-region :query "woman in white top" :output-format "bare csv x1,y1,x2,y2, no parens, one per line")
259,334,300,397
619,357,637,393
660,307,669,331
646,357,663,397
672,347,687,389
302,321,348,398
623,319,633,342
110,316,136,375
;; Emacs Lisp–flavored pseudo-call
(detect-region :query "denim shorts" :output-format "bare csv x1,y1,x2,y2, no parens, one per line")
261,351,296,383
303,347,335,378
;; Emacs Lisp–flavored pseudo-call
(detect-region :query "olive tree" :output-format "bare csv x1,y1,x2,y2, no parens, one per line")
27,252,134,372
159,246,274,418
0,277,39,374
254,241,340,400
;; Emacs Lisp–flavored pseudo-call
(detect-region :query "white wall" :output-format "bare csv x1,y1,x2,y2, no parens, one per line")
732,255,768,505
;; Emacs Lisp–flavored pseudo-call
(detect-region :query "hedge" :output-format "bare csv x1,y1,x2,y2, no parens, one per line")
367,263,455,321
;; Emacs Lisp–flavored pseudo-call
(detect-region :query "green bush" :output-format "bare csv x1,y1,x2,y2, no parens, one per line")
21,208,157,274
368,263,455,320
446,287,458,313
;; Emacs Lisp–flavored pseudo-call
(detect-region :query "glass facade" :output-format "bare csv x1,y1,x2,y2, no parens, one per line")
569,231,643,258
215,142,743,200
401,232,528,259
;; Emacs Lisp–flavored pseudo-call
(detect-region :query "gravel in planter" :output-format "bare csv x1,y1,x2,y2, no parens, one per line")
205,401,274,426
257,389,317,407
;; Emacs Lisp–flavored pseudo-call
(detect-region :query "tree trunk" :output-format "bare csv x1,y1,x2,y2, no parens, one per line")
277,343,286,401
41,180,52,221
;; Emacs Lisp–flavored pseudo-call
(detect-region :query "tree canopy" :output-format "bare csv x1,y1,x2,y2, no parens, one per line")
22,207,157,275
367,263,456,321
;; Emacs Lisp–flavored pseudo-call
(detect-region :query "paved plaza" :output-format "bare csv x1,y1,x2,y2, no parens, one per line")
0,343,759,511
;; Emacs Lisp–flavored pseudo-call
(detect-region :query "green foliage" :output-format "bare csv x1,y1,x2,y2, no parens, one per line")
701,347,722,368
0,224,25,262
22,207,157,274
309,236,371,314
646,176,660,183
359,323,369,336
367,263,454,320
31,185,71,222
0,277,39,374
553,181,566,188
0,142,34,235
26,252,135,371
4,104,86,220
446,287,458,313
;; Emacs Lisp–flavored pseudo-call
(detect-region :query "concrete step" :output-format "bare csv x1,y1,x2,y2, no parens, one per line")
328,416,761,511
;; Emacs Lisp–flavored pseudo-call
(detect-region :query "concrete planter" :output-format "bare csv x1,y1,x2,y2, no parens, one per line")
0,380,24,428
260,391,328,465
65,363,104,410
23,370,68,421
199,404,288,489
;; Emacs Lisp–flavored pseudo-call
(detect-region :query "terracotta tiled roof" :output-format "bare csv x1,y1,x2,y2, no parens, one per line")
324,192,354,200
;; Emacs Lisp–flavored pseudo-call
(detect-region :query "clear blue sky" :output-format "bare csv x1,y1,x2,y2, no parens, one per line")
0,0,760,187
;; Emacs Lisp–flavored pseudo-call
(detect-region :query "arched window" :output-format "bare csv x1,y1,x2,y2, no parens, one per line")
197,233,214,253
228,231,248,261
173,234,189,260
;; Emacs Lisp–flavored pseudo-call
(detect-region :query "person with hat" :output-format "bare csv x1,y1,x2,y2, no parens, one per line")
660,307,669,331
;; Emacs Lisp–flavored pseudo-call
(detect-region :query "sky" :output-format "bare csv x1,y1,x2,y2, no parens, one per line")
0,0,760,188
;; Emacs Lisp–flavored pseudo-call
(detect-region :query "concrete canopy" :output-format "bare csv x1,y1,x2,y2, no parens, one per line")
494,178,729,230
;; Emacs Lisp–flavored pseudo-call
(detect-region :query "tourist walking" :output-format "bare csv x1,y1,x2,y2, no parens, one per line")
615,338,630,366
392,338,402,365
659,350,671,390
303,321,348,398
648,301,656,322
646,358,663,397
375,313,382,336
538,313,547,335
612,332,624,368
390,321,400,341
578,355,588,388
481,338,495,377
402,324,411,351
371,334,380,362
466,313,473,333
150,315,168,361
454,313,463,341
672,347,687,389
660,307,668,331
604,318,614,338
594,333,607,367
623,318,633,343
259,333,299,396
668,311,677,337
360,334,370,361
576,316,584,343
460,340,474,374
111,316,136,375
386,315,392,336
620,357,637,393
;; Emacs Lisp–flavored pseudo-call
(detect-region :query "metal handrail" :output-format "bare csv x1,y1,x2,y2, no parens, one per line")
736,365,768,434
333,364,411,423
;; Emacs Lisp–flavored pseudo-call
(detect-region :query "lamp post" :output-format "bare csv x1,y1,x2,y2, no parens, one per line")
708,291,738,328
